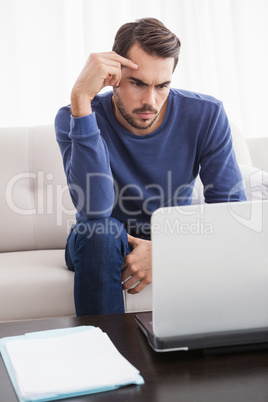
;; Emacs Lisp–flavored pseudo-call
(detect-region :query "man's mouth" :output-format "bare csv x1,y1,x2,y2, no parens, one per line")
134,107,158,120
136,112,156,119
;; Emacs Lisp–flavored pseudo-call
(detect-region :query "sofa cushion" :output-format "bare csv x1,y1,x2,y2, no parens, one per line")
124,284,152,313
0,248,152,320
0,250,75,321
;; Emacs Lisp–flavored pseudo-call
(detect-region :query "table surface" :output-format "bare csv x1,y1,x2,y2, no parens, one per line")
1,313,268,402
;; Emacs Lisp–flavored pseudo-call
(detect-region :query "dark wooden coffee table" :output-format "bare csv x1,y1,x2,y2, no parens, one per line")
1,313,268,401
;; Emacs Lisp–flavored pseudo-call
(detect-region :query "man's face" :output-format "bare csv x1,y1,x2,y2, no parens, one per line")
112,44,174,136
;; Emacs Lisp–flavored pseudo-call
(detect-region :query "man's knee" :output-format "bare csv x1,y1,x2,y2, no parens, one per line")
74,217,127,249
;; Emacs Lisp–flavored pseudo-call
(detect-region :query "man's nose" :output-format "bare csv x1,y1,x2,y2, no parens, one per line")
141,88,156,106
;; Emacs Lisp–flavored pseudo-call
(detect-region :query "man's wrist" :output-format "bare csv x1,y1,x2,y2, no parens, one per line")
71,93,92,118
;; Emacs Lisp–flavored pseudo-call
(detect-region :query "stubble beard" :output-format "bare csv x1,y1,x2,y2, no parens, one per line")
113,91,160,131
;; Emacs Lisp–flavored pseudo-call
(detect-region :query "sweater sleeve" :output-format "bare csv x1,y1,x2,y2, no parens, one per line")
198,102,247,203
54,106,114,220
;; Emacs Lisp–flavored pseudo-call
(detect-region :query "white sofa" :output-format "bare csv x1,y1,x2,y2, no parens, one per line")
0,124,267,322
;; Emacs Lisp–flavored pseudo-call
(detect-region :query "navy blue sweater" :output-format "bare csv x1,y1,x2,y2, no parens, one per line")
55,89,246,238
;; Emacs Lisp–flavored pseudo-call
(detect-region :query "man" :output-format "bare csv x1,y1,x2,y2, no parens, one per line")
55,18,246,316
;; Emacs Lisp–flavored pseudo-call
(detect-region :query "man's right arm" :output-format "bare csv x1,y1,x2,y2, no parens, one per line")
55,52,138,220
55,106,115,219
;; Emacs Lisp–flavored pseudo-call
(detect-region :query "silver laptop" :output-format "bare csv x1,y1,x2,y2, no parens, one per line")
136,200,268,352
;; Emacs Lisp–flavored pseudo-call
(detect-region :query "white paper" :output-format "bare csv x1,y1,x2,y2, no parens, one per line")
5,327,142,399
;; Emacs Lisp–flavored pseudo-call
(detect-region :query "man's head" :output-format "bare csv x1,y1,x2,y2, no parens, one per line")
112,18,181,136
112,18,181,72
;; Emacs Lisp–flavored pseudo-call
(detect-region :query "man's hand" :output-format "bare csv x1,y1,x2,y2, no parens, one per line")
121,234,152,295
71,52,138,117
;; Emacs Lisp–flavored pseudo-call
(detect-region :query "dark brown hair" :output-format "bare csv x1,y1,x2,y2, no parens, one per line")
112,18,181,72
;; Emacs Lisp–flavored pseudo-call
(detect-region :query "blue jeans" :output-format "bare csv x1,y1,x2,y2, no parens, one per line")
65,217,130,316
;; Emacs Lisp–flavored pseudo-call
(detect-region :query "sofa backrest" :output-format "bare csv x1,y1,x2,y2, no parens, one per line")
0,121,252,253
229,122,252,166
0,126,75,252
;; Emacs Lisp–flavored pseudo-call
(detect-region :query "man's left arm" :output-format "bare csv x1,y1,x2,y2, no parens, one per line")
198,102,247,203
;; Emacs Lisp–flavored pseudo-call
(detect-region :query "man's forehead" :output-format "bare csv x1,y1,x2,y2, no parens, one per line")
124,46,174,81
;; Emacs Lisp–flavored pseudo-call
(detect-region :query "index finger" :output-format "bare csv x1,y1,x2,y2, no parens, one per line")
115,54,138,70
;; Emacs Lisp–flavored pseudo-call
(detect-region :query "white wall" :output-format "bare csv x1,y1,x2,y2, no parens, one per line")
0,0,267,138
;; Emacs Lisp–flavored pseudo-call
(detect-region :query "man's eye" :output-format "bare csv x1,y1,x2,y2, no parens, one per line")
157,84,168,89
131,81,143,87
